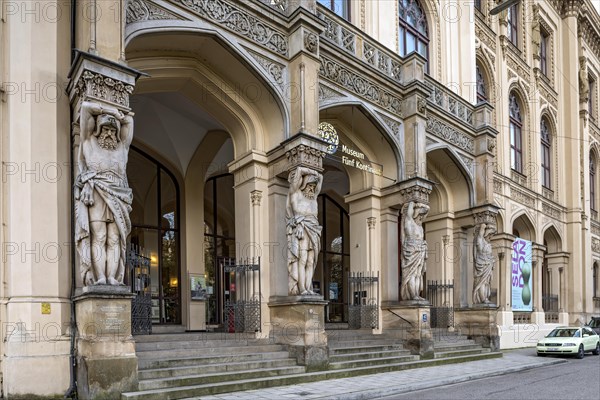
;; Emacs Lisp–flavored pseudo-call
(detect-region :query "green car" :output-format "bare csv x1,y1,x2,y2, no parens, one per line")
536,326,600,359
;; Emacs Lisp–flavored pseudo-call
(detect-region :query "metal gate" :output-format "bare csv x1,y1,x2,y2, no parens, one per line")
128,244,152,335
348,271,379,329
426,279,454,329
222,257,261,333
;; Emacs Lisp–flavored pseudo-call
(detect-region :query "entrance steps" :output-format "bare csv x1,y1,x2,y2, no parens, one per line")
121,330,501,400
432,328,493,359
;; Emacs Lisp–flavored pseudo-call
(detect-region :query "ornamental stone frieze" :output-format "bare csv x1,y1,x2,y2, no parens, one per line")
318,84,347,104
319,55,403,117
126,0,184,23
376,112,401,140
510,187,535,208
493,178,503,195
175,0,288,56
591,220,600,236
592,238,600,253
425,116,475,154
541,202,563,220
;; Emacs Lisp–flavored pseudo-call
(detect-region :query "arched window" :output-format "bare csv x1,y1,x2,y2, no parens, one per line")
540,118,551,189
398,0,429,68
507,3,519,47
128,146,181,324
594,262,599,298
509,93,523,173
591,153,597,212
476,64,487,103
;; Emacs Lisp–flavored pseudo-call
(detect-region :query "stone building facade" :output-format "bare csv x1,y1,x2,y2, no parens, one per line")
0,0,599,397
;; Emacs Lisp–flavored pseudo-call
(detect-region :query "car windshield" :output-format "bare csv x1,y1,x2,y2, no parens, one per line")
589,319,600,328
548,328,579,338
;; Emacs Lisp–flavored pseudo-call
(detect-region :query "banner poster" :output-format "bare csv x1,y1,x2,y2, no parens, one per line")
511,237,533,312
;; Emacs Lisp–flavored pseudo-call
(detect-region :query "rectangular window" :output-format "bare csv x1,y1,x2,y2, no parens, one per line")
591,170,596,211
508,5,519,47
540,31,548,76
318,0,350,21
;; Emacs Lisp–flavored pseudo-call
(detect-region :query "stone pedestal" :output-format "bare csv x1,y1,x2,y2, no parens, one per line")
382,304,433,359
74,286,138,400
455,306,500,351
268,296,328,371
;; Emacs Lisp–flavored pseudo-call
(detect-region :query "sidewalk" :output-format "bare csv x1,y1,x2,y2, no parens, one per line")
190,349,566,400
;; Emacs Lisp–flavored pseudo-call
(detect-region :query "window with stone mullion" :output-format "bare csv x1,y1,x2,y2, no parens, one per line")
398,0,429,70
509,94,523,173
540,119,551,189
591,154,597,211
476,65,487,103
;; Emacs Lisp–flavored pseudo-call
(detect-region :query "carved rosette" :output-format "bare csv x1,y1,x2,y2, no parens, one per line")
73,70,134,109
285,144,326,173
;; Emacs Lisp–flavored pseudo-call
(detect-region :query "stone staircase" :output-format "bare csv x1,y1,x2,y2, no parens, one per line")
431,328,493,359
121,328,501,400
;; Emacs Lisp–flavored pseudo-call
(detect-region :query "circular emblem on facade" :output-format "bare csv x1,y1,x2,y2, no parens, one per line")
318,122,339,155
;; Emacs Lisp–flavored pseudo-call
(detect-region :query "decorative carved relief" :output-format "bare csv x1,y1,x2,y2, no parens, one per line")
510,187,535,207
286,144,326,171
592,220,600,236
177,0,288,55
417,96,427,115
593,238,600,253
247,50,284,88
304,32,318,54
126,0,183,23
73,71,134,108
376,113,401,139
320,56,403,116
458,154,474,176
474,210,498,226
367,217,376,229
425,116,475,154
488,138,497,152
251,190,263,206
493,178,503,194
541,202,561,219
400,184,432,205
318,84,346,103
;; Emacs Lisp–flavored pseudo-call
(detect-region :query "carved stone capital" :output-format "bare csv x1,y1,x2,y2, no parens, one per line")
472,204,500,230
398,178,433,205
285,144,326,172
68,51,142,110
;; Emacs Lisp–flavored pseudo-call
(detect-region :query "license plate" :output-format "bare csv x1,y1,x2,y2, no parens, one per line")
548,347,558,351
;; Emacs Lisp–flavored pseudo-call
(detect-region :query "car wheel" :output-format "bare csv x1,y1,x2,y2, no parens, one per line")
576,344,585,359
593,342,600,356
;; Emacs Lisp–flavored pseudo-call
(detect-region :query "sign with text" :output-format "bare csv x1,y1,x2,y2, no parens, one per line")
511,237,532,312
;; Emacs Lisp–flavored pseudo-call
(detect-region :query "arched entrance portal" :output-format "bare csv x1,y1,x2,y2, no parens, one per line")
125,29,286,330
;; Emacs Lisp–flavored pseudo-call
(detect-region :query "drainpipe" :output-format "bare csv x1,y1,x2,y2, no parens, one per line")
64,0,78,398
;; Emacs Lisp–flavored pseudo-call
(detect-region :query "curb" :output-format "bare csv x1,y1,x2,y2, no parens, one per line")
312,358,567,399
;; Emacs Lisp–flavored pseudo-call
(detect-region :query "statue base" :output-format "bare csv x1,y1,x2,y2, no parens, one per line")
268,296,328,371
74,286,137,400
455,307,500,351
381,303,433,359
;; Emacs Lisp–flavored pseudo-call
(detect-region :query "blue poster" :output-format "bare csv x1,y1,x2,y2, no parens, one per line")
511,238,532,311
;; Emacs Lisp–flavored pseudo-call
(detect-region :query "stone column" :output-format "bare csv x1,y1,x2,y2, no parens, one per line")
493,233,515,327
229,154,270,336
68,52,142,399
530,244,546,325
268,135,329,371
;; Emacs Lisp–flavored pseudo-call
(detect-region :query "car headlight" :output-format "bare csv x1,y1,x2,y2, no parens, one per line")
562,343,577,347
